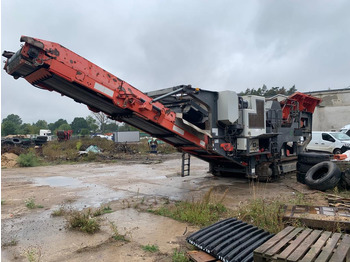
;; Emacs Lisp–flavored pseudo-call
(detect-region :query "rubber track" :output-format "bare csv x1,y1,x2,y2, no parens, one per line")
187,218,273,262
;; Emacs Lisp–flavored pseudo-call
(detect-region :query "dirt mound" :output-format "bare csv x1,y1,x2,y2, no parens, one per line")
1,153,19,168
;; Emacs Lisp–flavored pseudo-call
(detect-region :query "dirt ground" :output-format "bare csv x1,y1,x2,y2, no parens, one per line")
1,153,325,262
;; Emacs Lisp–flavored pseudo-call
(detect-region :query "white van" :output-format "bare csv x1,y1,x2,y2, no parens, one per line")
306,131,350,154
340,124,350,136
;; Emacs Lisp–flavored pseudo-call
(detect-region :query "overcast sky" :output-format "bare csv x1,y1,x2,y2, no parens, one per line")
1,0,350,124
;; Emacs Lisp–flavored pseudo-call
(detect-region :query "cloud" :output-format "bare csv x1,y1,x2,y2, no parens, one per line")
2,0,350,124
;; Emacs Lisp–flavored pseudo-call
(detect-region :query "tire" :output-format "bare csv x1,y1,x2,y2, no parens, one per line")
297,162,314,174
296,171,306,184
211,170,222,177
298,152,331,165
210,163,222,177
305,161,341,191
36,136,48,141
256,162,273,182
2,140,14,146
333,148,342,155
12,138,22,144
339,169,350,189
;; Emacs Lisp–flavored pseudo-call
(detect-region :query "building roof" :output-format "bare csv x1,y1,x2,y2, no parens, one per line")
305,87,350,95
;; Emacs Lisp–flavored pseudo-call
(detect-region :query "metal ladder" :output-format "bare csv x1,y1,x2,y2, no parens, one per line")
181,153,191,177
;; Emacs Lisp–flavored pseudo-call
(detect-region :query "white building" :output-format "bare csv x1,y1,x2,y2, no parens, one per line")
306,88,350,131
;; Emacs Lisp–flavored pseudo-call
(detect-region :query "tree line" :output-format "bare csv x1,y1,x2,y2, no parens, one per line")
1,113,138,137
2,85,298,137
238,85,297,97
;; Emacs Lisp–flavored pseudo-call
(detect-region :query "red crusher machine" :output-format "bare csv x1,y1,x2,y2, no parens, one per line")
3,36,321,180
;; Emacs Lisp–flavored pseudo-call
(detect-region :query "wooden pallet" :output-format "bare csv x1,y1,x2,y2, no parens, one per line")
254,226,350,262
327,194,350,208
187,250,221,262
282,205,350,232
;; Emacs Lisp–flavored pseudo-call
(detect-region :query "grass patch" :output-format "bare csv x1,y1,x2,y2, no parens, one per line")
332,187,350,198
76,141,82,151
172,249,189,262
149,189,228,227
290,192,309,205
102,205,113,213
25,198,43,209
92,208,103,217
25,198,36,209
141,244,159,253
234,194,310,234
42,141,78,163
51,207,67,217
235,198,284,233
2,239,18,247
67,209,100,234
17,152,39,167
23,246,41,262
109,221,129,242
93,205,113,217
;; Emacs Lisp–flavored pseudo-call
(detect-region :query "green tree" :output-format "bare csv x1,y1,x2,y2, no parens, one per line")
287,85,297,95
31,125,40,134
34,120,48,129
18,123,35,135
71,117,88,134
118,123,138,132
264,87,278,97
1,121,17,136
48,119,68,132
80,128,90,136
279,86,287,95
2,114,22,126
57,123,72,131
102,122,119,133
1,114,23,135
239,85,297,97
86,116,99,132
92,112,110,133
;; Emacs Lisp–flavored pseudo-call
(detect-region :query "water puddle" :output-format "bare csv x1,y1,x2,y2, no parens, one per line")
34,176,85,188
33,176,132,209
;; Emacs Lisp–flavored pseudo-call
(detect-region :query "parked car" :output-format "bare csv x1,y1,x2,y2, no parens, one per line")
340,124,350,136
306,131,350,154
